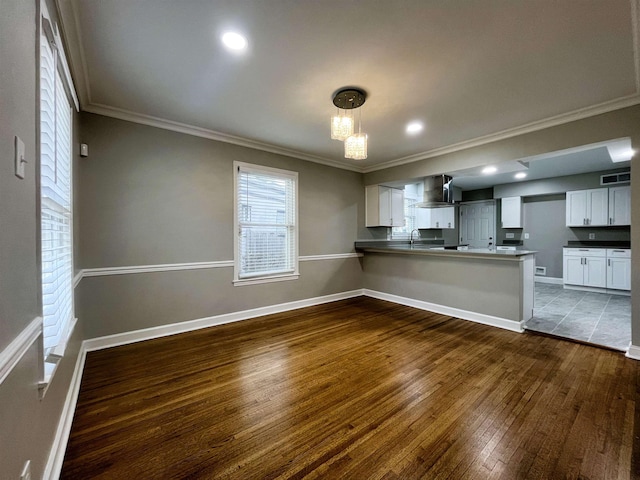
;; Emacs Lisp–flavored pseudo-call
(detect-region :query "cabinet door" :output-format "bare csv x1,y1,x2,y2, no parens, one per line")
607,258,631,290
390,188,405,227
378,186,392,226
583,257,607,288
501,196,522,228
441,207,455,229
566,190,588,226
564,256,585,285
587,188,608,226
608,186,631,226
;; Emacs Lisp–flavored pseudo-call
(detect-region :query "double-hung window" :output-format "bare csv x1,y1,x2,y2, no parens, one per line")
39,3,77,380
234,162,298,285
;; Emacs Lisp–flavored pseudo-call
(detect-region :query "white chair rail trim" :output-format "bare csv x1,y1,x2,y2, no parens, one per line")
0,316,42,385
73,253,363,286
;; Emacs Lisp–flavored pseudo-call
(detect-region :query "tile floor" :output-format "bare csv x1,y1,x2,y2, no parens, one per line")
525,282,631,351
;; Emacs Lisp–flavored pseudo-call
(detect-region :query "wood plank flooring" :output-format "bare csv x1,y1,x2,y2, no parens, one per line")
61,297,639,479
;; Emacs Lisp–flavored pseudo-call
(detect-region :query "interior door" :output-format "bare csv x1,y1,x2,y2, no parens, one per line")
459,201,495,248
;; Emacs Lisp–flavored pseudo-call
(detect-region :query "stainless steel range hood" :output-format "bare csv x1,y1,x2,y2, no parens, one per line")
412,175,454,208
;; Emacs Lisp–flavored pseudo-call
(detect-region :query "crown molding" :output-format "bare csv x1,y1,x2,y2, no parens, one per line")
59,0,640,176
362,93,640,173
84,103,364,173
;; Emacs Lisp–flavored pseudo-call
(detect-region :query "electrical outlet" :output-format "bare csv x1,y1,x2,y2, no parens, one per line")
20,460,31,480
589,233,596,240
524,233,530,239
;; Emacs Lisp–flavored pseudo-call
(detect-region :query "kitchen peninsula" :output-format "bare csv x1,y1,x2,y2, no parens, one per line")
356,241,536,332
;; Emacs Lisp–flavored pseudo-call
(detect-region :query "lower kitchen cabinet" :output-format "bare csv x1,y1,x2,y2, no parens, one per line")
606,249,631,290
563,248,606,288
563,248,630,291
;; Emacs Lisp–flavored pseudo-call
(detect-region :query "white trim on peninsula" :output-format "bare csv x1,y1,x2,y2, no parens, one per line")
626,344,640,360
363,289,525,333
0,317,42,386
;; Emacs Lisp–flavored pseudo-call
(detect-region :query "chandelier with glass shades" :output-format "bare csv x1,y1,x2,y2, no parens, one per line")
330,88,367,160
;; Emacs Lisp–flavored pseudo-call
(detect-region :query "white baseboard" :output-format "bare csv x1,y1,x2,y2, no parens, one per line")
42,286,546,478
83,289,364,352
625,344,640,360
362,289,524,333
43,344,87,480
534,276,563,285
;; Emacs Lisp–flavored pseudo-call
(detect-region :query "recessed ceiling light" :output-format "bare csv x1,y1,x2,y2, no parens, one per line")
221,32,248,52
514,172,527,179
406,121,424,135
482,166,497,174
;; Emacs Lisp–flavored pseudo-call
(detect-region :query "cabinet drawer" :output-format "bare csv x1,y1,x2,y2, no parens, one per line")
563,248,605,257
606,249,631,258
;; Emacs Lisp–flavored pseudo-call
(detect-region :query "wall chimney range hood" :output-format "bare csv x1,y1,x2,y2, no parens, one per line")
412,175,454,208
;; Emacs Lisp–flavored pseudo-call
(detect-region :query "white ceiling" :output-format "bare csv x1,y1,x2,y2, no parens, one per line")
449,140,633,190
59,0,640,173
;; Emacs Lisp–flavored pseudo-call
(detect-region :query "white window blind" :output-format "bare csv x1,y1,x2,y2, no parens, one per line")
235,163,298,282
40,29,73,356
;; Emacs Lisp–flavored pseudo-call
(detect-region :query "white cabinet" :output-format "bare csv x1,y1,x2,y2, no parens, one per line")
564,248,631,291
501,196,522,228
563,248,606,288
606,249,631,290
608,186,631,226
365,185,405,227
565,188,608,226
416,206,455,229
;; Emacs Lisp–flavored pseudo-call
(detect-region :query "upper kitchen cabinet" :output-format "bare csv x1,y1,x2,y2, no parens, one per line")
416,207,455,229
565,188,608,226
366,185,405,227
501,196,522,228
608,186,630,226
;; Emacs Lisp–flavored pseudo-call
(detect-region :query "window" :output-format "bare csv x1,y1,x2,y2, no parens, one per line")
39,5,77,378
234,162,298,285
392,183,423,238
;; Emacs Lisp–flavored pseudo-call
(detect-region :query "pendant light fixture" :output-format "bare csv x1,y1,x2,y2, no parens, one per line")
331,88,368,159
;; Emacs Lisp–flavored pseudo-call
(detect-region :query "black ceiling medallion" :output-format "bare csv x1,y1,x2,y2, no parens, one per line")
332,88,367,109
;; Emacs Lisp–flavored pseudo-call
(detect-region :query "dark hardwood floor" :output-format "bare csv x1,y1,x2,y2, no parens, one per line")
61,297,639,479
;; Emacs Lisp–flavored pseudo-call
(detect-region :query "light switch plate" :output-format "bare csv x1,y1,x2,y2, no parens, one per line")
15,136,26,179
524,233,530,239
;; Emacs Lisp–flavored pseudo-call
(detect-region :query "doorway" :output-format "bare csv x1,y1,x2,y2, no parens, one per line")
459,201,496,249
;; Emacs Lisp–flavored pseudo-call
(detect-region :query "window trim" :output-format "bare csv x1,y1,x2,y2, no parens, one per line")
233,161,299,286
37,0,79,393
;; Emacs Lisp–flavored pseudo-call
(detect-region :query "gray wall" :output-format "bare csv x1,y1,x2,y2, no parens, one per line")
521,195,566,278
363,253,526,321
0,1,84,479
77,113,366,337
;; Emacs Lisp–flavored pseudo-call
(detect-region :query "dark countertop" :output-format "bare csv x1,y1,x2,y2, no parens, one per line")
355,242,536,260
564,241,631,249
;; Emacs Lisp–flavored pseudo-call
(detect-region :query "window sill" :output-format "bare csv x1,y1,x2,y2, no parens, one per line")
39,317,77,399
233,273,299,287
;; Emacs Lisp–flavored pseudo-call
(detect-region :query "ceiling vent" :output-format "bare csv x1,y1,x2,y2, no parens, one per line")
600,171,630,186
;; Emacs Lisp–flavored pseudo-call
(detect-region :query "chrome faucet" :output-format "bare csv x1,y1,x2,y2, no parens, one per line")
410,229,421,246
